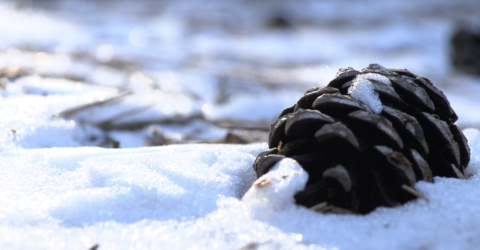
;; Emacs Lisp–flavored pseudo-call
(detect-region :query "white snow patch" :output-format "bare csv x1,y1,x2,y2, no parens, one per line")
348,73,391,113
0,90,117,150
464,128,480,178
242,159,308,212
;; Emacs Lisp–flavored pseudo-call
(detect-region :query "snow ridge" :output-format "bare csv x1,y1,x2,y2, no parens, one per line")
348,73,391,114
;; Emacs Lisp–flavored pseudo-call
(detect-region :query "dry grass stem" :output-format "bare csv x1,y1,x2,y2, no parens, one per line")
401,184,429,201
59,91,133,118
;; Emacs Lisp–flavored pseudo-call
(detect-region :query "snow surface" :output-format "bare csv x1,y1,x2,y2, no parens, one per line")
2,131,480,249
348,73,391,114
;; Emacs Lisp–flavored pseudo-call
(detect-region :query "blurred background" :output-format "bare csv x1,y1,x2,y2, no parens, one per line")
1,0,479,148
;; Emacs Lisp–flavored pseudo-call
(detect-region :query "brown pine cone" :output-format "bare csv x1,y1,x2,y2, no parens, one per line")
253,64,470,214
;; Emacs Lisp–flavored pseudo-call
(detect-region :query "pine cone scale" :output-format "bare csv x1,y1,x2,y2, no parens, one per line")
388,76,435,112
254,154,284,178
381,106,429,155
327,67,360,89
285,109,335,137
450,124,471,167
406,148,433,182
323,165,353,192
314,122,361,151
312,93,368,115
371,80,402,102
413,77,458,123
374,145,416,187
347,110,404,150
268,115,291,148
295,87,339,111
419,112,461,166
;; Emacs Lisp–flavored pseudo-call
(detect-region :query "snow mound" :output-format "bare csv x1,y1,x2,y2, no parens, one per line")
348,73,391,114
243,158,308,211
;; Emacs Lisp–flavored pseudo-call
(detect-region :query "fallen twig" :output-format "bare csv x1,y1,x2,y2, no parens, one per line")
59,90,133,118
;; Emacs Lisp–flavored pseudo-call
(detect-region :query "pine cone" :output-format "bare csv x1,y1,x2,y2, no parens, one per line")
253,64,470,214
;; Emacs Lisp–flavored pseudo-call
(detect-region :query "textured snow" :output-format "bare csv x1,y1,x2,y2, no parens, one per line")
2,129,480,249
0,91,117,150
348,73,392,114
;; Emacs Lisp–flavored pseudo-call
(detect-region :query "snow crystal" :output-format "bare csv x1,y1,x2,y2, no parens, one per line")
348,73,391,114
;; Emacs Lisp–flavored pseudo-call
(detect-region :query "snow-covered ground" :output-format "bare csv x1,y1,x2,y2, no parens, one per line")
2,0,480,249
2,90,480,249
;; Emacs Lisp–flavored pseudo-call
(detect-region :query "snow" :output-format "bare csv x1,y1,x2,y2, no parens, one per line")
202,91,302,122
348,73,391,114
4,76,116,96
0,89,117,150
463,128,480,178
2,130,480,249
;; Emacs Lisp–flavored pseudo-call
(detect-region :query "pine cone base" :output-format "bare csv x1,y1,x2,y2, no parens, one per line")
253,64,470,214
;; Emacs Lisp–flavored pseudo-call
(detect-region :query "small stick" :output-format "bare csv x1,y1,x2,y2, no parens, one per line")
94,104,155,130
211,119,270,131
59,91,133,118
